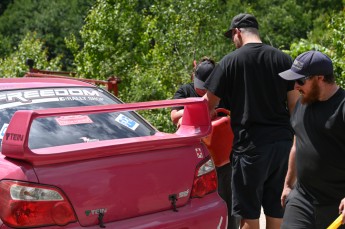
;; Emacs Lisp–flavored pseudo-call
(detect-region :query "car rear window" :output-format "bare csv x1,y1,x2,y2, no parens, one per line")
0,87,156,149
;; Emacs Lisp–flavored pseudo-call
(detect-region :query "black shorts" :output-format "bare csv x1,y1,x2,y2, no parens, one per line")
282,187,345,229
231,140,291,219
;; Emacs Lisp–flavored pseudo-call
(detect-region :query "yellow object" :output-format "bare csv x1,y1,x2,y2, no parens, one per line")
327,214,343,229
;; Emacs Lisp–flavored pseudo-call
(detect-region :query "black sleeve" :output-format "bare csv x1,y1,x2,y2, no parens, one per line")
171,85,188,111
173,86,188,99
204,63,226,98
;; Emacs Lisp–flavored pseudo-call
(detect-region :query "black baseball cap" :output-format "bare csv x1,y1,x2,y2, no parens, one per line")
224,13,259,38
194,60,214,90
279,51,333,80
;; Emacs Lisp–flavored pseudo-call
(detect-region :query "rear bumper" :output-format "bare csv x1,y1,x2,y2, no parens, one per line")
1,192,227,229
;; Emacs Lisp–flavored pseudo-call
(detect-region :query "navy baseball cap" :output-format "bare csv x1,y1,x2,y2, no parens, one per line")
224,13,259,38
194,60,214,90
279,51,333,80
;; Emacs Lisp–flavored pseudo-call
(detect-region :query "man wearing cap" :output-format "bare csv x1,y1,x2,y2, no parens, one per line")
279,50,345,228
171,57,240,229
171,57,216,127
203,13,299,229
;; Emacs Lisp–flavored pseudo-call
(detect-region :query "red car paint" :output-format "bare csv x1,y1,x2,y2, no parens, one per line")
0,78,227,228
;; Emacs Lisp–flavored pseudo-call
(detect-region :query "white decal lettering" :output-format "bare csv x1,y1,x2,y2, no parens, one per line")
23,90,39,99
40,89,55,97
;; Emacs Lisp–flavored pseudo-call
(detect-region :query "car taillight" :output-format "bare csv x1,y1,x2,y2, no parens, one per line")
191,158,217,198
0,180,76,228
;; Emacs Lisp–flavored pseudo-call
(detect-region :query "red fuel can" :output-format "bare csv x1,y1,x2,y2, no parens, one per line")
202,108,234,167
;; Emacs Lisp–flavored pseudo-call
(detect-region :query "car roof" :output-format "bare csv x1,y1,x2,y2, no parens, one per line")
0,78,96,91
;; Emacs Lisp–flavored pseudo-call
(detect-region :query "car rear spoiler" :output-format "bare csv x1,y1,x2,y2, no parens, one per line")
2,98,211,165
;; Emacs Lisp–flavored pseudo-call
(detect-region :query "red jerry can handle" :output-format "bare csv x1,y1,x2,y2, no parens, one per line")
202,108,234,167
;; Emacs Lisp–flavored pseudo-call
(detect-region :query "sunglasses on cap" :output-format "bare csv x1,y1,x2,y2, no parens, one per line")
295,75,314,86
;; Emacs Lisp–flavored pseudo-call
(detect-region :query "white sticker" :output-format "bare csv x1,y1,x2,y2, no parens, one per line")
115,114,139,131
55,115,93,126
80,137,99,143
0,123,9,140
178,189,190,198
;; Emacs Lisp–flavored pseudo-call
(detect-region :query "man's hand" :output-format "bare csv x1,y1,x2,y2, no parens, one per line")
210,108,217,120
202,91,220,121
281,186,292,208
339,198,345,224
177,117,183,129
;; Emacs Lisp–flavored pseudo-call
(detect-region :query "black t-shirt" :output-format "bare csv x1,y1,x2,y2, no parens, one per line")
172,83,199,110
292,88,345,204
204,43,294,152
172,82,228,111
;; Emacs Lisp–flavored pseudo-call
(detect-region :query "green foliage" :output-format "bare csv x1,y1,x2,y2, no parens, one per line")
0,0,95,69
231,0,343,49
1,0,345,132
328,10,345,87
138,109,176,133
68,0,228,132
65,0,345,132
0,32,62,78
255,0,312,49
0,0,12,15
288,10,345,88
0,34,12,57
67,0,146,80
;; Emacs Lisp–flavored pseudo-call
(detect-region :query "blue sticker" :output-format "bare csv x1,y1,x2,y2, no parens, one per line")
115,114,139,131
0,123,9,140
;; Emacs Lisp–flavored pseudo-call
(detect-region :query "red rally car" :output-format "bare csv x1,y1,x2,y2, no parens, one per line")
0,77,227,228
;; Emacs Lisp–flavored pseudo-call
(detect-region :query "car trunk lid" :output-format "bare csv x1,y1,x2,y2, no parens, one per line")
32,141,208,226
1,98,212,226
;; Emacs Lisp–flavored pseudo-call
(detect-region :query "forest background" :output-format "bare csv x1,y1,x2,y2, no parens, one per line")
0,0,344,132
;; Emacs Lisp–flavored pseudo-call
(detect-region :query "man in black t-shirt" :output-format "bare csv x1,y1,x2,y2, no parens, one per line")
171,57,240,229
279,51,345,228
171,57,215,127
203,13,299,229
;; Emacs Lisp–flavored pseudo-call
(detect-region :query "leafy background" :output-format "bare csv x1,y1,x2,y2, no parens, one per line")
0,0,344,132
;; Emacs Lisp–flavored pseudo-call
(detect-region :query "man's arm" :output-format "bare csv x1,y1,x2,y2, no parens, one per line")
203,90,220,120
287,90,300,115
170,109,184,127
281,136,297,207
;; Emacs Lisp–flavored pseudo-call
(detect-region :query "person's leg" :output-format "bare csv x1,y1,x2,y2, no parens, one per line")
216,163,240,229
262,140,291,229
240,219,259,229
265,216,281,229
231,146,267,228
281,188,315,229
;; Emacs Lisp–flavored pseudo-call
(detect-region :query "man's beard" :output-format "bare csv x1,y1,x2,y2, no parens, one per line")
301,79,320,104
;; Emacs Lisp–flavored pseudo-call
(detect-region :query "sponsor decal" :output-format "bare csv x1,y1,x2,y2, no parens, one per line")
195,148,203,158
58,96,103,101
0,88,100,103
55,115,93,126
115,114,139,131
0,123,9,140
85,208,107,216
5,133,24,141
